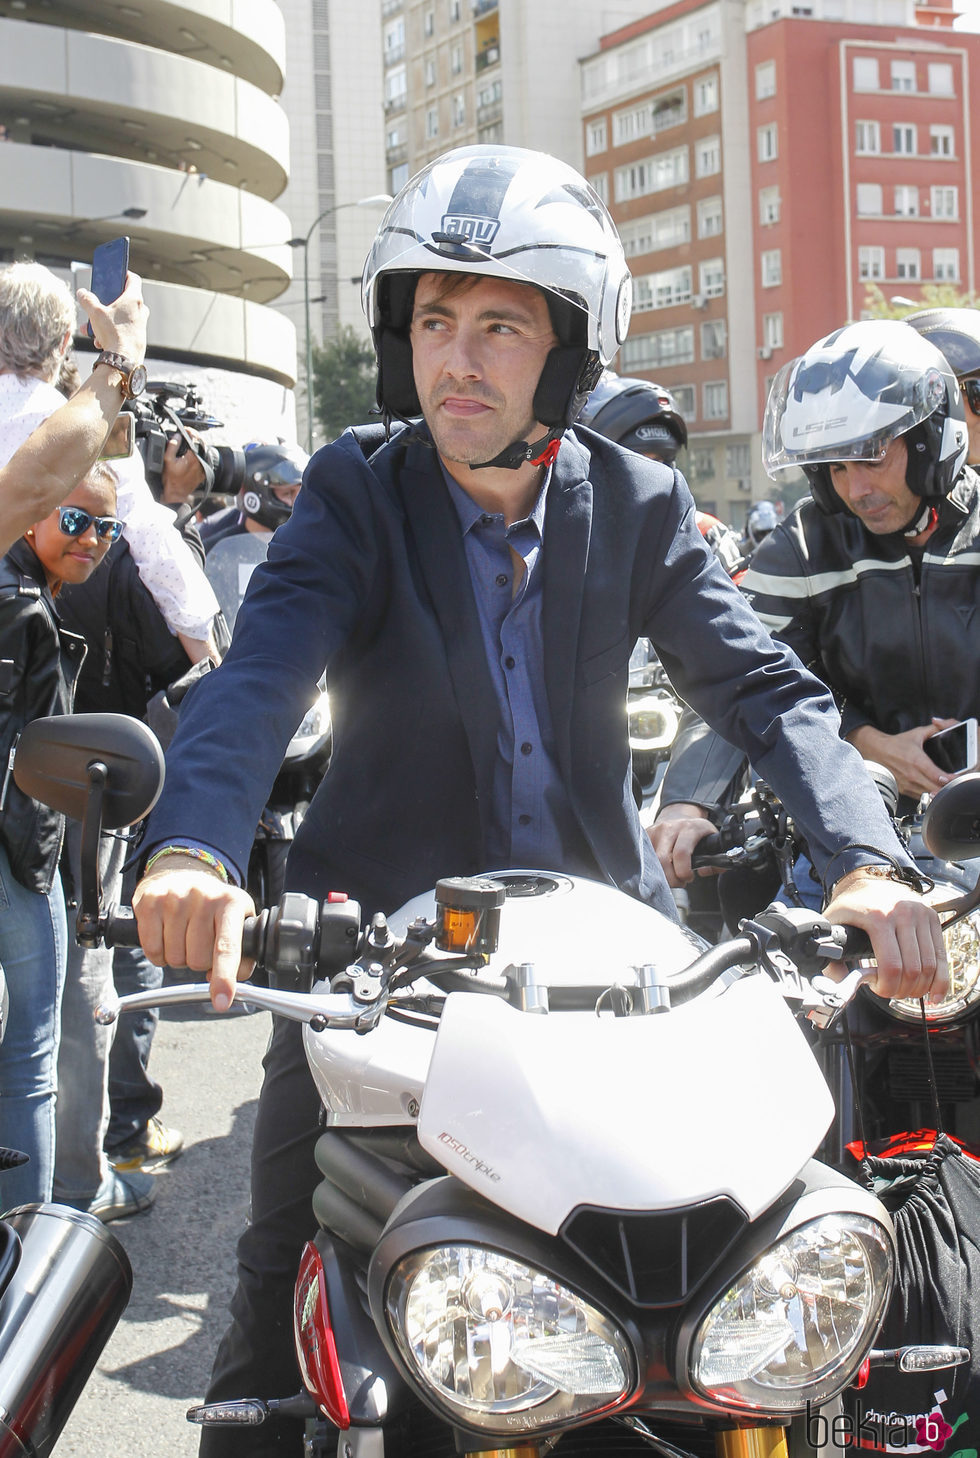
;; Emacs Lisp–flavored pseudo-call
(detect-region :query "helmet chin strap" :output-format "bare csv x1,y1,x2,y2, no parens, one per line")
902,500,938,538
469,428,562,472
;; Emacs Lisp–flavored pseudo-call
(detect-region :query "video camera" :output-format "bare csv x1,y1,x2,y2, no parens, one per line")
123,382,246,502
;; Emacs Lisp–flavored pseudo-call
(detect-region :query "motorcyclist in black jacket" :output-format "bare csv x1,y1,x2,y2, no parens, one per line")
652,318,978,887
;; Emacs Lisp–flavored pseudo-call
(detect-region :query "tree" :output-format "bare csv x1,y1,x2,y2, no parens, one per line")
863,281,980,320
311,327,379,442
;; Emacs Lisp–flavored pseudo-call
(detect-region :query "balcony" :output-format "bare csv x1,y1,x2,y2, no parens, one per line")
476,42,500,73
477,99,503,127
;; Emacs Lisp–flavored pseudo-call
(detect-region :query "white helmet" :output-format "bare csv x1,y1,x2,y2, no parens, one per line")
763,320,968,514
361,145,632,466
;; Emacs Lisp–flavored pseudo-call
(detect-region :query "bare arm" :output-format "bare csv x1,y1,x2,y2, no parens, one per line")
0,273,148,553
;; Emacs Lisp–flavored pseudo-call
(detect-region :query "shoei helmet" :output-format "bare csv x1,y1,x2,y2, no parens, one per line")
577,372,688,464
361,145,632,468
238,443,309,530
762,319,968,514
903,307,980,382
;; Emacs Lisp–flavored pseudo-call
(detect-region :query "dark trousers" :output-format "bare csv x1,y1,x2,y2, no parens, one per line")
200,1015,323,1457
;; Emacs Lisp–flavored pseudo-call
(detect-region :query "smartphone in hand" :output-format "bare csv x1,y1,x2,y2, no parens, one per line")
924,718,979,775
86,236,130,340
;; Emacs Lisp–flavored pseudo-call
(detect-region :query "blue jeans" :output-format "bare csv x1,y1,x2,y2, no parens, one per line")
105,858,163,1151
0,842,67,1210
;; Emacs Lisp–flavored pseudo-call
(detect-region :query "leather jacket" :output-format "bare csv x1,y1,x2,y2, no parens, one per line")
660,468,980,814
0,539,86,893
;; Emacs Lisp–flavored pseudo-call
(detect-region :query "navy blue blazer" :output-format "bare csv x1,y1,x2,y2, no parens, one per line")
142,424,907,919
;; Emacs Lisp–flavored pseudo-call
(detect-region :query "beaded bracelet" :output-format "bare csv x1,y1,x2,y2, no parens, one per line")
144,845,230,884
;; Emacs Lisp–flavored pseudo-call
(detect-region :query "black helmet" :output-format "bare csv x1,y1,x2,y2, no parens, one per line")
577,372,688,464
361,144,631,469
238,443,309,530
762,320,968,515
903,307,980,381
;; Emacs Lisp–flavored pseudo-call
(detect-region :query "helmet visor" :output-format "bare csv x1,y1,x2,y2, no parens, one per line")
763,341,948,474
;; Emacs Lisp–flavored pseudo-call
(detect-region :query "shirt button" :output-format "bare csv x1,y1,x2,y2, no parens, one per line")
520,741,533,756
518,813,532,827
504,655,515,669
495,573,509,587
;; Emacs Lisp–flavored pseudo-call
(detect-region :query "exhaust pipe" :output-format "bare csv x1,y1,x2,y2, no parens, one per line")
0,1203,132,1457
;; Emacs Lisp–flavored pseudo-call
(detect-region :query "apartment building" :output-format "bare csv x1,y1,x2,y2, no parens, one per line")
582,0,979,522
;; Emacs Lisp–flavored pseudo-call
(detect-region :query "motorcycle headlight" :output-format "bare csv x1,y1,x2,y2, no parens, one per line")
385,1246,634,1433
628,695,679,754
690,1214,891,1412
889,885,980,1024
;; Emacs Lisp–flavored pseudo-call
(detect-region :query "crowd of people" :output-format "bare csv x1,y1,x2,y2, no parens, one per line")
0,141,975,1456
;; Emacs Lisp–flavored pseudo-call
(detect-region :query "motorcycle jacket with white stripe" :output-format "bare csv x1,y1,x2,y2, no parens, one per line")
659,467,980,818
740,467,980,740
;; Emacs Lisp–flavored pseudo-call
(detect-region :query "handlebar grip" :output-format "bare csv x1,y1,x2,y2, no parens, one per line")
690,832,723,863
102,906,142,947
241,916,262,962
839,924,873,960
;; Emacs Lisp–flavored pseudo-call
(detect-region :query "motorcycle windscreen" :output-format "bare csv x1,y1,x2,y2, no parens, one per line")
417,974,834,1232
204,534,270,632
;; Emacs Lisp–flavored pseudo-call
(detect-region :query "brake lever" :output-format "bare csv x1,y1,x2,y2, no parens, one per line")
94,982,386,1033
807,967,875,1028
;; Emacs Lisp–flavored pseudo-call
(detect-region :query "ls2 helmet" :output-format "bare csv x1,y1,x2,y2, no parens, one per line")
361,144,632,469
238,443,309,530
577,372,687,464
762,319,968,515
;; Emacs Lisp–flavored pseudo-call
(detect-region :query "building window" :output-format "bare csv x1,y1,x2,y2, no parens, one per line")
894,185,918,217
586,119,607,157
697,196,723,239
652,90,687,134
930,125,954,158
699,258,725,299
690,446,715,479
621,326,695,371
696,136,721,178
762,312,783,350
858,246,885,280
386,123,405,149
423,8,434,36
855,120,880,154
891,60,916,92
755,60,776,100
450,0,461,18
761,249,782,287
613,102,652,147
856,182,882,216
701,320,727,360
759,185,780,225
450,42,463,74
931,185,958,220
478,121,503,143
892,124,916,156
853,57,879,92
619,206,690,256
390,161,409,192
928,62,953,96
693,74,719,116
703,381,729,420
757,123,777,163
384,17,405,60
633,265,692,312
896,248,920,281
425,105,439,139
673,384,696,418
933,248,959,282
385,65,407,106
726,443,751,477
589,173,609,205
614,147,689,203
453,93,465,127
424,57,437,87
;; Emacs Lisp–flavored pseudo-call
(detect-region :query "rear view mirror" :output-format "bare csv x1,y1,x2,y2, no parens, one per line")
921,772,980,863
14,713,164,829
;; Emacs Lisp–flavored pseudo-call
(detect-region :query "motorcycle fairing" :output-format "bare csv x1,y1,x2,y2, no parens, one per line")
416,977,834,1232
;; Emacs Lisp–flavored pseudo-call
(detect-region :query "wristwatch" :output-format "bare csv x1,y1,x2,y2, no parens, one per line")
93,350,147,400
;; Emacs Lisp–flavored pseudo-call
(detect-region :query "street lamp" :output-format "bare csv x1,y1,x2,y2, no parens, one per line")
296,193,392,451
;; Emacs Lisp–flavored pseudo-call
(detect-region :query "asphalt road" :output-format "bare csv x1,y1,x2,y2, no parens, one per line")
58,992,271,1457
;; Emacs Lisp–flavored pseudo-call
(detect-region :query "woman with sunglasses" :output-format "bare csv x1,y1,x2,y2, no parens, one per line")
0,463,119,1206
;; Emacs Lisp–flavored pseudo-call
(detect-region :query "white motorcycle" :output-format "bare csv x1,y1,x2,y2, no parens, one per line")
13,714,975,1458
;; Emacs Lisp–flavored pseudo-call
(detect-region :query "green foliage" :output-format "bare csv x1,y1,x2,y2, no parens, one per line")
311,327,379,442
863,282,980,320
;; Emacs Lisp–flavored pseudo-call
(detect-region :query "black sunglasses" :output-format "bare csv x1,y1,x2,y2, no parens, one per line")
961,377,980,415
57,506,123,542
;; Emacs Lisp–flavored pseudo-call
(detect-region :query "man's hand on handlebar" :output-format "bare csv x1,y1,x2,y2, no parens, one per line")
648,802,720,887
822,867,947,1004
132,856,255,1012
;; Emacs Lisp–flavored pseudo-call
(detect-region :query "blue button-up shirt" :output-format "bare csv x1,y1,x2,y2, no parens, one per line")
444,467,595,875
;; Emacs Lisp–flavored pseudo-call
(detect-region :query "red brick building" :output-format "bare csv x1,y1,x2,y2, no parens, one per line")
580,0,979,519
